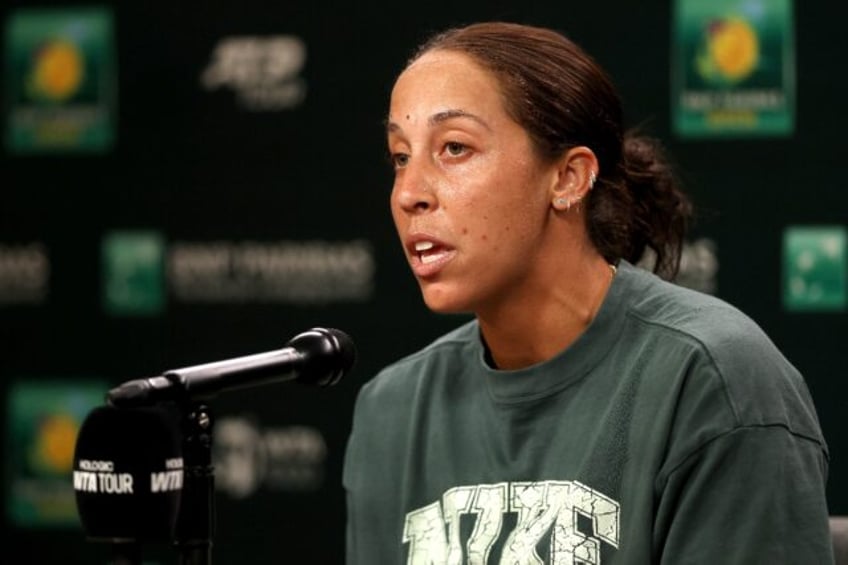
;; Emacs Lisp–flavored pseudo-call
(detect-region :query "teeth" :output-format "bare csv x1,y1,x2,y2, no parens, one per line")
414,240,446,266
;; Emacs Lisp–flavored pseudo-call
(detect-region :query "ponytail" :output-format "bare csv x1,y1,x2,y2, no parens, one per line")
586,130,693,280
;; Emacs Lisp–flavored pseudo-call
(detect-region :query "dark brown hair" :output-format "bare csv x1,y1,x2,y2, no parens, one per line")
411,22,692,280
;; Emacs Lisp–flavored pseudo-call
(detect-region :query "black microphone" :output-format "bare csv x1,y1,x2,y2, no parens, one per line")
106,327,356,408
73,403,184,544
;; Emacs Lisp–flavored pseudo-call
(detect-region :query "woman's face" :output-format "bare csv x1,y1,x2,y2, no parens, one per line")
387,49,560,314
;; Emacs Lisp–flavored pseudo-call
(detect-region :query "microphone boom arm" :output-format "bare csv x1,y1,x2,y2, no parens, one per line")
106,327,355,407
165,347,304,400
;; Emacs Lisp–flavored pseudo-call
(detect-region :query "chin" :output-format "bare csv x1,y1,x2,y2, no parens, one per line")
420,287,472,314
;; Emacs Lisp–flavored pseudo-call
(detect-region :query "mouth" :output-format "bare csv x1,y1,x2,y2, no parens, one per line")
414,240,450,264
407,238,456,277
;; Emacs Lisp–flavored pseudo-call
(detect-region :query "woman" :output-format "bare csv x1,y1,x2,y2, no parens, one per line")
344,22,833,564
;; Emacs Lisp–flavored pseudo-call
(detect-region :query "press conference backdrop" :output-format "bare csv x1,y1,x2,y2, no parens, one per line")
1,0,845,563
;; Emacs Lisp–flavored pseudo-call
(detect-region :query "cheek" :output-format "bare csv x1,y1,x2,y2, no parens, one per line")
389,193,406,231
488,175,549,239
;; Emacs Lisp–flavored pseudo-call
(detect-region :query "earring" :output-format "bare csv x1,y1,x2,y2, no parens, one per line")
554,197,570,210
590,170,597,187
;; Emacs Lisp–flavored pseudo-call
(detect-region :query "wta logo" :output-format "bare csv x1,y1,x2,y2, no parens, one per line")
73,404,184,542
151,457,184,493
73,457,184,494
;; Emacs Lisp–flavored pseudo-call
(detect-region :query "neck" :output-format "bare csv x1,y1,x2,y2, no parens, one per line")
477,251,615,371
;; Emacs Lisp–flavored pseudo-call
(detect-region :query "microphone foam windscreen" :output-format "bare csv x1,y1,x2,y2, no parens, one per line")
73,403,183,543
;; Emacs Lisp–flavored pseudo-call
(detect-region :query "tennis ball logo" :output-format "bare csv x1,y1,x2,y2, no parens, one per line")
28,38,85,102
697,16,759,84
31,413,80,474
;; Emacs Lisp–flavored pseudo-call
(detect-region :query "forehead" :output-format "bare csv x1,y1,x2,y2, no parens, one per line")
389,50,507,123
402,49,489,78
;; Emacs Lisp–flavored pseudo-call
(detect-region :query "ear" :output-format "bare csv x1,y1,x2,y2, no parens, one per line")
550,146,599,212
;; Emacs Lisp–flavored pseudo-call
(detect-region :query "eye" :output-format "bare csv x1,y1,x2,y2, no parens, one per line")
444,141,467,157
389,152,409,169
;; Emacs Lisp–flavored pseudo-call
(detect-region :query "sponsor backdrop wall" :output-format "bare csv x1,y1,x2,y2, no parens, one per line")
1,0,845,563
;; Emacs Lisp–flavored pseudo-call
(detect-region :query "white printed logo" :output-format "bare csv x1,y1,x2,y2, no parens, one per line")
151,457,184,493
638,237,719,294
0,243,49,304
168,239,375,304
201,36,307,110
404,481,619,564
213,417,327,498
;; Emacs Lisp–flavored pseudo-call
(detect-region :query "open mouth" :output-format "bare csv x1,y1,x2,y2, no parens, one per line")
415,241,450,264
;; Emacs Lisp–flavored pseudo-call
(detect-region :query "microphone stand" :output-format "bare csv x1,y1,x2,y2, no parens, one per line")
174,403,216,565
108,541,143,565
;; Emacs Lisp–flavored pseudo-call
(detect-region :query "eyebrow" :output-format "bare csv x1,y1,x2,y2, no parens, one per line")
385,109,492,134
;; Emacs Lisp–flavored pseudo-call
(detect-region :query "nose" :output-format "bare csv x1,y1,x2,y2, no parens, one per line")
392,160,437,214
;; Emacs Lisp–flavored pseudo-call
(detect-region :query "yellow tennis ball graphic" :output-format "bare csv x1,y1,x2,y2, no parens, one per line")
32,39,84,101
708,18,759,81
32,413,79,473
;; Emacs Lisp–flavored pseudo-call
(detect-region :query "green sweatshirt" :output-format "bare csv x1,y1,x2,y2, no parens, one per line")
344,261,833,564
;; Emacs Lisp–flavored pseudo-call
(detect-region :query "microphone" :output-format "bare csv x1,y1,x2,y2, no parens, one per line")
106,327,356,408
73,403,184,544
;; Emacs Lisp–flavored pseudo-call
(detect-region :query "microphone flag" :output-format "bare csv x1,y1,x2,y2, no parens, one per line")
73,402,183,543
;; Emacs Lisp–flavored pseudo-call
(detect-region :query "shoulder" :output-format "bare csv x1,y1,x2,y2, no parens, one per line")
621,262,791,373
618,263,824,443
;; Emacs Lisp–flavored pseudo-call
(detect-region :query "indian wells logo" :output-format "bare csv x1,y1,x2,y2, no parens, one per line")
6,380,107,526
696,16,759,85
672,0,794,137
27,38,84,102
783,226,847,312
101,231,165,316
4,7,116,152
